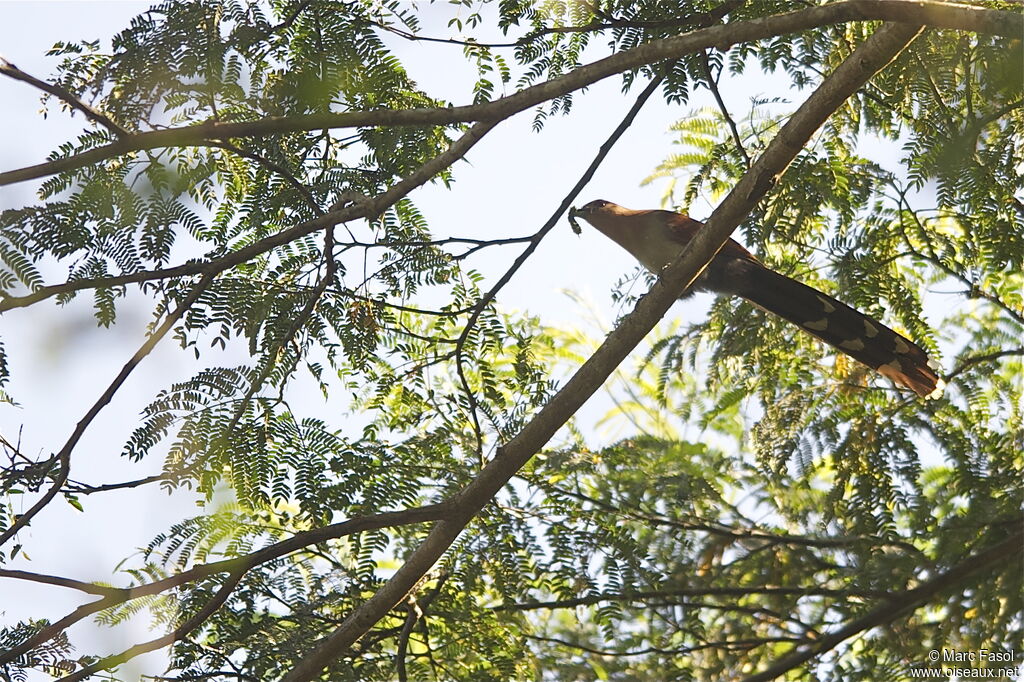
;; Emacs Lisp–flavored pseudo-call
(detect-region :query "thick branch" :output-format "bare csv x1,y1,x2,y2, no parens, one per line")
280,22,925,682
0,1,1014,186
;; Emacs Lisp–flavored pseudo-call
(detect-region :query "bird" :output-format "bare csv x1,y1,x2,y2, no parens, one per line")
569,199,942,398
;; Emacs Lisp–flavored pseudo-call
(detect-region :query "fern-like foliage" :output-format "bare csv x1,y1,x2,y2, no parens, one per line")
1,2,1020,681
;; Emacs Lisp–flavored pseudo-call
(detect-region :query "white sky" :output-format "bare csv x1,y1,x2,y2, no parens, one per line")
0,2,827,679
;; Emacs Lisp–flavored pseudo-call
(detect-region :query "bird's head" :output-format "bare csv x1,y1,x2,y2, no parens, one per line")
569,199,617,219
568,199,622,234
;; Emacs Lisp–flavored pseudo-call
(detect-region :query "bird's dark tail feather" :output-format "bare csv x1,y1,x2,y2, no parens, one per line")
736,264,942,398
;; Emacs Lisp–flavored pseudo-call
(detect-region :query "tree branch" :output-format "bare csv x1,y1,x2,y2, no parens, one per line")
0,274,213,549
497,585,891,611
525,633,805,658
700,50,752,168
279,22,925,682
394,572,448,682
453,65,670,462
208,140,324,215
0,56,130,137
0,1,1014,187
0,569,124,598
0,502,448,667
0,120,497,314
946,347,1024,383
544,484,920,552
62,472,167,494
54,570,246,682
740,526,1024,682
363,0,742,50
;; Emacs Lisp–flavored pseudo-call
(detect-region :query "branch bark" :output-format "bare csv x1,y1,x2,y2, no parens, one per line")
280,21,925,682
0,1,1014,186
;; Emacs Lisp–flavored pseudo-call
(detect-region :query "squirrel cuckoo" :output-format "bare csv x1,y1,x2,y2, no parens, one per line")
569,200,942,398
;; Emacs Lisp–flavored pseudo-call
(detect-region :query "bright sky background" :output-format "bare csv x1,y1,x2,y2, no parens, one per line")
0,2,843,678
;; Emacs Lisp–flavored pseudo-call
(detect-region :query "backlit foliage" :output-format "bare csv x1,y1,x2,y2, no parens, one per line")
1,2,1020,681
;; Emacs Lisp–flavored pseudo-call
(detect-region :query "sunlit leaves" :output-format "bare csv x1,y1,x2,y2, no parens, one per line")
2,2,1021,681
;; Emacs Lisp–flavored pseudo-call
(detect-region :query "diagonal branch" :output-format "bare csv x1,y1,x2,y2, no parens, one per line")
739,525,1024,682
54,569,246,682
0,274,213,549
0,56,130,137
0,120,497,314
209,140,323,215
700,50,752,168
453,68,670,460
0,502,449,667
0,1,1015,186
279,22,925,682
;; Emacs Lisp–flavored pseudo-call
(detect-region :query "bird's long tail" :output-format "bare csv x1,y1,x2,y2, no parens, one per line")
735,264,941,397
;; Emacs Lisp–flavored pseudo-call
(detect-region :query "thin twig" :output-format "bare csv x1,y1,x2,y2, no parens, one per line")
62,472,167,494
209,140,324,215
363,0,740,50
0,569,124,598
452,69,670,461
546,484,920,552
525,633,805,658
701,50,752,168
946,347,1024,382
892,188,1024,325
222,226,337,441
497,585,890,611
